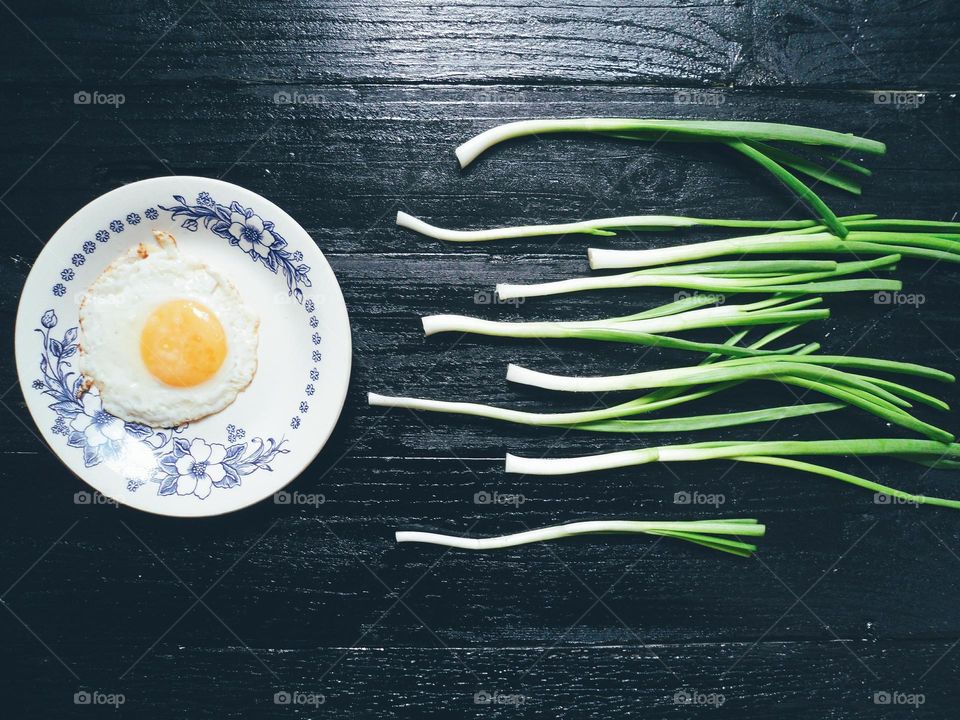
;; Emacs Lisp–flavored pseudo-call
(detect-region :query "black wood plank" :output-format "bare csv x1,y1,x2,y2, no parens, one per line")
2,639,959,718
3,457,960,650
1,84,959,259
3,0,960,88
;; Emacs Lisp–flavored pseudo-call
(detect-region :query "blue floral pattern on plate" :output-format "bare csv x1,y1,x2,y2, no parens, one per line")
34,310,289,499
159,195,312,304
32,191,326,501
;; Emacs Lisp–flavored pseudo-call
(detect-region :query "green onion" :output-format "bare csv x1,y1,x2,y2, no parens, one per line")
455,119,885,235
496,255,901,300
395,211,878,243
456,119,886,166
421,301,830,358
589,230,960,270
569,403,843,432
723,139,849,235
742,140,865,194
372,324,822,427
506,356,954,442
371,331,953,439
503,440,960,510
842,218,960,232
370,392,843,432
396,519,766,557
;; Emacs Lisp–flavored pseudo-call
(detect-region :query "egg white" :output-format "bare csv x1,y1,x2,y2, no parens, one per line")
79,232,259,427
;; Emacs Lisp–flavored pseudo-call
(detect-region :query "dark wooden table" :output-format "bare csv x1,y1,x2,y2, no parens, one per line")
2,2,960,717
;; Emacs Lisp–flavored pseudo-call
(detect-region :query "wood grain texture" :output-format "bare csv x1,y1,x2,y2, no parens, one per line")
3,641,960,717
3,0,960,87
3,0,960,718
2,84,960,259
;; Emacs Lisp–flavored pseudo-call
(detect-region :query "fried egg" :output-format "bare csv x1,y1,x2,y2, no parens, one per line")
79,231,259,427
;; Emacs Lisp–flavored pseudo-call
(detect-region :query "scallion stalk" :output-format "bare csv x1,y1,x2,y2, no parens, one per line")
370,392,843,432
371,336,953,439
373,324,822,428
742,140,864,194
396,519,766,557
589,230,960,270
395,211,877,243
502,440,960,510
724,139,850,235
421,308,830,357
505,356,954,441
496,255,901,300
455,119,885,235
569,403,843,432
421,296,833,357
425,295,827,336
455,119,886,167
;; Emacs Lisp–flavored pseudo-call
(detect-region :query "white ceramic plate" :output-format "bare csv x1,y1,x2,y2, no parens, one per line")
14,176,352,517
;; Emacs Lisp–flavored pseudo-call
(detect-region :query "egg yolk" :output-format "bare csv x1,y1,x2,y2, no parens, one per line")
140,300,227,387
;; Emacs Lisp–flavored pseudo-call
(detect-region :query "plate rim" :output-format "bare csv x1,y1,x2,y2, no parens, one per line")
14,175,352,517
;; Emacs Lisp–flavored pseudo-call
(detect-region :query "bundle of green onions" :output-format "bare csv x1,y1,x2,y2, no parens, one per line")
378,117,960,538
506,353,954,442
396,519,766,557
503,440,960,511
372,323,836,431
454,119,886,235
372,348,954,441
